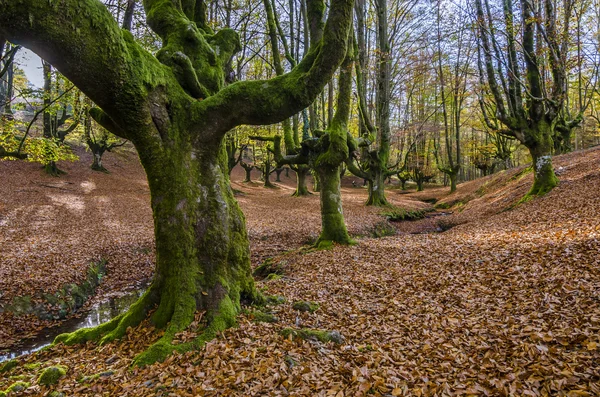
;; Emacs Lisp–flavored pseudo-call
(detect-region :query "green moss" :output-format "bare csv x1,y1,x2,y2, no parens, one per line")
6,381,30,393
382,207,425,221
368,221,396,238
253,259,285,279
358,344,374,352
265,273,282,281
7,375,28,381
133,295,239,367
434,202,451,210
281,328,344,344
6,296,32,315
23,362,42,370
315,240,334,250
38,366,67,386
6,259,107,320
77,373,100,383
265,295,286,305
0,359,18,373
251,310,279,323
292,301,319,313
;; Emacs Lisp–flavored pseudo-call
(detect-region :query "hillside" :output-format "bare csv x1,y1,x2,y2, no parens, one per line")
1,146,599,396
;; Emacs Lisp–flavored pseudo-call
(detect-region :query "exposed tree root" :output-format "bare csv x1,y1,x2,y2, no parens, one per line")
54,288,157,346
53,285,263,367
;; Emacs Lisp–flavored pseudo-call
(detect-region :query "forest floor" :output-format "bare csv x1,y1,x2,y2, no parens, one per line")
0,146,599,396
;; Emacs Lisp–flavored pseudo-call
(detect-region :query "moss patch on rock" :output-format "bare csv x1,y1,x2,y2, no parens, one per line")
38,366,67,386
250,310,279,323
253,258,286,279
265,295,286,306
4,381,30,394
382,207,426,221
0,359,18,373
281,328,344,344
292,301,320,313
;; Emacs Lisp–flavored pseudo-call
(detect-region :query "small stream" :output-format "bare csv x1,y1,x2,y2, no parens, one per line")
0,289,145,363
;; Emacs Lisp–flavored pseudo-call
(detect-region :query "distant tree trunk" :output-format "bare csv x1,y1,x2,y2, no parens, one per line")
312,170,320,192
240,161,254,183
292,166,311,196
416,178,424,192
3,56,14,116
91,149,107,172
274,167,284,182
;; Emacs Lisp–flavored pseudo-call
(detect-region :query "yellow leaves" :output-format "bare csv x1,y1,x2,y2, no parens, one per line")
586,341,597,351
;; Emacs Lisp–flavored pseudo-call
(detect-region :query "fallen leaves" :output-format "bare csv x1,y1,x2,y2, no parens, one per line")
1,147,600,396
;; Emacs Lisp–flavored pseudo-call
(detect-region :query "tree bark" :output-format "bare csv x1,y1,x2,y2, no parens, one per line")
292,166,311,196
91,150,107,172
315,164,351,246
525,125,558,198
366,166,387,206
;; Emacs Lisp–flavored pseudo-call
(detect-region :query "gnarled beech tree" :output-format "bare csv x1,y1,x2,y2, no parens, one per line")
475,0,581,198
0,0,353,365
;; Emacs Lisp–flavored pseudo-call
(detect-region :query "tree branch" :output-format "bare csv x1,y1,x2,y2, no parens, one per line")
194,0,353,137
0,0,167,136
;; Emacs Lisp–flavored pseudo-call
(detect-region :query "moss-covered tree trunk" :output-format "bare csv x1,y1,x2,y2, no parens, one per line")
241,162,254,182
91,150,107,172
312,170,321,192
450,173,457,192
366,168,387,206
293,166,311,196
274,167,283,182
2,0,354,365
315,164,350,246
525,128,558,197
137,144,255,364
263,162,275,188
416,178,424,192
59,141,257,365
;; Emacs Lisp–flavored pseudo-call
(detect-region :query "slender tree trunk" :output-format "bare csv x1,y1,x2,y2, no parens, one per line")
293,166,311,196
312,170,321,192
274,167,283,182
449,172,457,193
316,164,351,246
91,149,107,172
263,162,275,188
3,59,13,116
416,178,424,191
243,166,253,182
